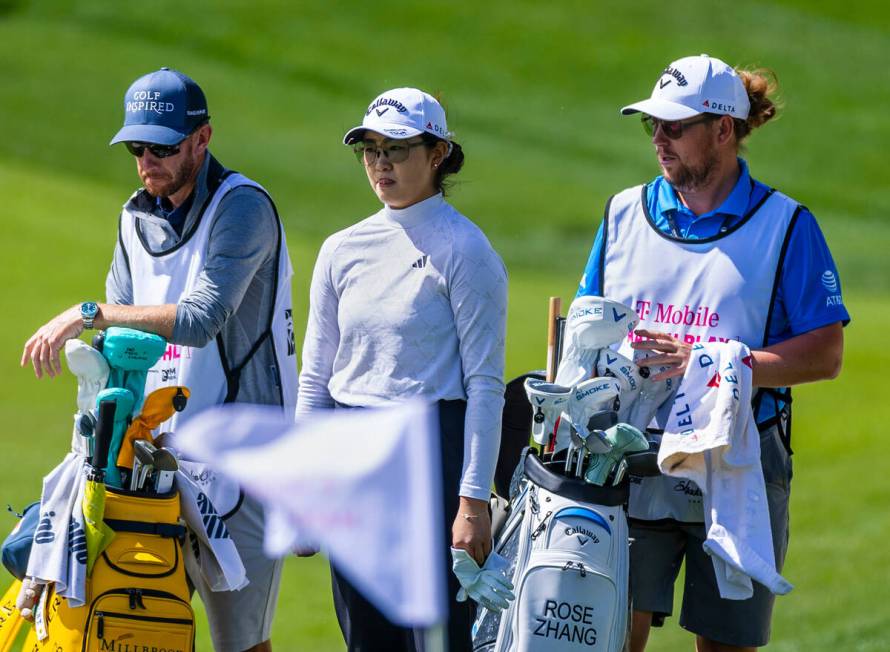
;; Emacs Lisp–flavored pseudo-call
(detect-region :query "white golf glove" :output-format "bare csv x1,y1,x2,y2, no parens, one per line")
555,296,638,387
65,339,110,414
451,548,515,613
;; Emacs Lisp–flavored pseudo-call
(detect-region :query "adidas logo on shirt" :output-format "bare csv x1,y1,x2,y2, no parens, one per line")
412,255,429,269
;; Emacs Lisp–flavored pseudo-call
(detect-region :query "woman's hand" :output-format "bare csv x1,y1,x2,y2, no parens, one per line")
630,329,693,381
452,496,492,565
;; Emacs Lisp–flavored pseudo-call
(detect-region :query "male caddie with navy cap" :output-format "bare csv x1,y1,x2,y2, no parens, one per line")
22,68,299,652
575,55,849,650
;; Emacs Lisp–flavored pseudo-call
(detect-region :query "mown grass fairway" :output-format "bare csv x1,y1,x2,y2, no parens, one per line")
1,1,887,650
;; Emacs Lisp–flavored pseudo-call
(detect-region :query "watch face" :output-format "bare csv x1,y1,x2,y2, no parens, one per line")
81,302,99,318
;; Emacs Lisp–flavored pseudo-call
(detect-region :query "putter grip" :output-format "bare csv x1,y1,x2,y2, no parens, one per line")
92,399,117,471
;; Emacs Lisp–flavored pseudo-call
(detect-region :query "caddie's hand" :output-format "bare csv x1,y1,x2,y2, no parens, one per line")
452,496,492,566
21,305,84,378
631,329,692,381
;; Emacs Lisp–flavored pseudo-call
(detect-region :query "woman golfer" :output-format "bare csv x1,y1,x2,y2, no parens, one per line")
296,88,507,651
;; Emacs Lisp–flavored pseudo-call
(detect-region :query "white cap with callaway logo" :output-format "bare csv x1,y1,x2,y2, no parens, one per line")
620,54,750,121
343,87,451,144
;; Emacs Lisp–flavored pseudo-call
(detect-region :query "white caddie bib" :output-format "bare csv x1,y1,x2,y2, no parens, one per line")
602,185,799,522
119,171,298,514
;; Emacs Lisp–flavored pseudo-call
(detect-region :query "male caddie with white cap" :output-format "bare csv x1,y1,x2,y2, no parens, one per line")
575,55,849,650
22,68,299,652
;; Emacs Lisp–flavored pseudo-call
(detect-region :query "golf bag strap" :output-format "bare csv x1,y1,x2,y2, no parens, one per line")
104,519,187,540
523,450,629,506
752,387,793,455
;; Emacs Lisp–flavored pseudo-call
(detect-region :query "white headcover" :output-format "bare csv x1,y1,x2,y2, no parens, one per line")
65,339,110,414
623,349,678,431
555,377,621,453
524,378,572,446
555,296,638,387
595,350,643,423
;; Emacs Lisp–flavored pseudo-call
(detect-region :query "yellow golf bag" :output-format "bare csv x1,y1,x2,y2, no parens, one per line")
24,489,194,651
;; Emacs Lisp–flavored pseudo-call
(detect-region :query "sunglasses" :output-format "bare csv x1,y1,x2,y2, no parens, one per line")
352,140,427,165
641,114,717,140
124,141,183,159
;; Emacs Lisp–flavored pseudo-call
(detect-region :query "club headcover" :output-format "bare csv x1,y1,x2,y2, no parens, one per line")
101,327,167,371
558,377,621,454
65,339,111,414
595,349,643,422
116,386,190,469
565,296,638,350
584,423,650,486
554,296,637,386
524,378,572,446
623,348,679,431
95,387,136,487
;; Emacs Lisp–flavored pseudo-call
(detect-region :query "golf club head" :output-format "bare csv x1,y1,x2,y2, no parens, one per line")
524,378,572,445
133,439,157,465
586,409,618,433
130,458,143,491
154,470,176,494
137,463,154,492
151,447,179,472
611,458,629,486
582,429,613,455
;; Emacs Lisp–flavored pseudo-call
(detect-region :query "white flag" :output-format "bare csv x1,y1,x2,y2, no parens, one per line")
175,400,446,627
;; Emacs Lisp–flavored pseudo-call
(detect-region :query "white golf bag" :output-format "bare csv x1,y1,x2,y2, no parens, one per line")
473,450,631,652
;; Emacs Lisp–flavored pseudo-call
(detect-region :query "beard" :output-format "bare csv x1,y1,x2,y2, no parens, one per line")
663,143,719,193
140,146,199,199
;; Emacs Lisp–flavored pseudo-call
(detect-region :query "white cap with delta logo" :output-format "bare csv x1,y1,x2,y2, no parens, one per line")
343,87,451,144
621,54,750,121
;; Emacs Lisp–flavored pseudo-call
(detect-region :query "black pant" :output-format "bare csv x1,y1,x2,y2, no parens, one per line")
330,399,475,652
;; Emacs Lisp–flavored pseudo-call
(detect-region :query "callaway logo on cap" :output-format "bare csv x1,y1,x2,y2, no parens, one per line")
343,87,451,144
110,67,209,146
620,54,750,121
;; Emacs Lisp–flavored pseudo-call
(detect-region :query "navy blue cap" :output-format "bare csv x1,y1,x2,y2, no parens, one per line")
110,68,209,146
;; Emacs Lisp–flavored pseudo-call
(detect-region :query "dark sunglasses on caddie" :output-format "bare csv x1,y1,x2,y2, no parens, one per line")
352,139,427,165
641,114,717,140
124,141,183,159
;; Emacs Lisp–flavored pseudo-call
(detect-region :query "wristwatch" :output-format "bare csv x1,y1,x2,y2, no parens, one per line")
80,302,99,330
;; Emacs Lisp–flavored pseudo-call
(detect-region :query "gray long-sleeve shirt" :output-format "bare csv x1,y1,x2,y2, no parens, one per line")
106,153,288,406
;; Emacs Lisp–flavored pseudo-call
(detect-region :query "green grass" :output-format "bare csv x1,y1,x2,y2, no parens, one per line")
0,1,887,649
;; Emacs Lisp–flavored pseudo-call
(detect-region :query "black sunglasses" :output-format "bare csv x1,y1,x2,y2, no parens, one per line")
641,114,717,140
124,141,183,159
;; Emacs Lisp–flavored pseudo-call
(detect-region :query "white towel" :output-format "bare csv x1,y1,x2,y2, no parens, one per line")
175,470,248,592
25,454,84,602
658,341,793,600
58,472,88,606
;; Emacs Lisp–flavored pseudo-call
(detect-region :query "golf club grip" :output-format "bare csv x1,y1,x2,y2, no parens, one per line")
92,399,117,471
546,296,562,382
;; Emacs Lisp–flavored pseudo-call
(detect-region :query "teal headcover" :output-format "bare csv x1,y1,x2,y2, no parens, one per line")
102,327,167,416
